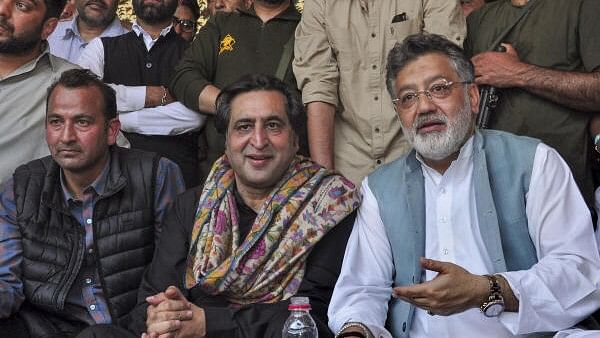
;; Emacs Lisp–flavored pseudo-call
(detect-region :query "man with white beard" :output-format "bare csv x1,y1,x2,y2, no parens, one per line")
328,33,600,338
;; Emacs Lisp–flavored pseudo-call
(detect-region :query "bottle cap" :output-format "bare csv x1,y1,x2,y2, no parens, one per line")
288,303,311,310
288,296,311,310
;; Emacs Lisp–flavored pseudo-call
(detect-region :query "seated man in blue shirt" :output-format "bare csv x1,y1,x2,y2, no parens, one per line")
0,69,185,338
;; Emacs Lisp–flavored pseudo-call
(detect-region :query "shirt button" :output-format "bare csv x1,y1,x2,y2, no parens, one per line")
372,64,377,70
86,218,92,224
443,248,449,255
88,248,94,254
145,62,152,69
376,159,382,165
439,216,447,223
374,127,380,133
89,304,96,311
371,32,376,38
440,188,446,194
374,96,379,101
85,278,92,284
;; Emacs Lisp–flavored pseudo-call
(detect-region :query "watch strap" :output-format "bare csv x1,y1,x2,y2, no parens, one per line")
335,322,373,338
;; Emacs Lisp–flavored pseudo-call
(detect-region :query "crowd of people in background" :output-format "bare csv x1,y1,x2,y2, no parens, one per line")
1,0,599,337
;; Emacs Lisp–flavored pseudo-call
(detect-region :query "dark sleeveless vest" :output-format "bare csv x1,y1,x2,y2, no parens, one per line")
101,30,199,188
13,147,159,324
101,30,188,86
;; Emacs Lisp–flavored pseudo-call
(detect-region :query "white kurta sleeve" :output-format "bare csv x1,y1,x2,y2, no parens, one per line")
328,178,395,338
499,143,600,333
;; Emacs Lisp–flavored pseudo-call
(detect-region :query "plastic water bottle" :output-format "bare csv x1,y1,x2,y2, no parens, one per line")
282,296,318,338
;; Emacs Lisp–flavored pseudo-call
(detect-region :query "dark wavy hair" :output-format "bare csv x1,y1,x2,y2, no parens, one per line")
46,69,117,122
385,33,475,99
215,74,305,137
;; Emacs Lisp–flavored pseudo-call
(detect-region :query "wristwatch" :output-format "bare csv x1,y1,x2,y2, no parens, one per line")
480,274,505,317
593,134,600,154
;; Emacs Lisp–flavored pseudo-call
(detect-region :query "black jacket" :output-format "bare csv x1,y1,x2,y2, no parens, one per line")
13,147,159,334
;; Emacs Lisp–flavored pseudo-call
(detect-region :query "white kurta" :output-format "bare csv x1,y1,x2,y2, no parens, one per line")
328,137,600,338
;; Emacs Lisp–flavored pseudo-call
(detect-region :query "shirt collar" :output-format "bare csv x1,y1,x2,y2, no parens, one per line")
1,42,52,80
63,15,81,39
103,17,128,35
131,20,174,38
416,133,475,181
60,159,111,202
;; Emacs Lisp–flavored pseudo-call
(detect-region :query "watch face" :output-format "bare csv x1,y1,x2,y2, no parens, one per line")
484,302,505,317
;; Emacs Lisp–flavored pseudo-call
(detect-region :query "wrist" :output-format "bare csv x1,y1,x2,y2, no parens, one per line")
335,322,373,338
515,62,537,88
480,274,505,317
160,86,168,106
193,305,206,337
472,274,490,308
593,134,600,154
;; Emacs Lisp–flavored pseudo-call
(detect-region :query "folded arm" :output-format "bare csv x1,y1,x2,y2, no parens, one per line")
169,17,221,114
77,38,174,111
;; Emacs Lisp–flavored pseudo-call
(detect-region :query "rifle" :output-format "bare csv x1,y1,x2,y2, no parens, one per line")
476,45,506,129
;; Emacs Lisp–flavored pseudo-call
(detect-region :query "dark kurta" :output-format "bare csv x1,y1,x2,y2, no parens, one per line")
123,187,355,337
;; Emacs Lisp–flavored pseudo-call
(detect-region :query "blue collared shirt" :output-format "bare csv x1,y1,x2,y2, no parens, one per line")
48,15,128,64
0,156,185,322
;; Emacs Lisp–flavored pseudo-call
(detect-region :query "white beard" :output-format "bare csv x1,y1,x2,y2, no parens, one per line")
401,97,474,161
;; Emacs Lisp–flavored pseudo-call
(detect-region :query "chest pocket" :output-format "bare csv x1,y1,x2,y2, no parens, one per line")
386,19,420,49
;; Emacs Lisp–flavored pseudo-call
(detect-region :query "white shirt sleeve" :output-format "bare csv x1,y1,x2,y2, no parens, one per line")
119,102,206,135
327,178,394,338
77,37,146,112
499,143,600,334
553,329,600,338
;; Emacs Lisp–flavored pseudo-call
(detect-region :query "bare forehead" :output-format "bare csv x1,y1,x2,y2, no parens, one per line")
48,85,105,113
229,90,288,121
395,53,458,89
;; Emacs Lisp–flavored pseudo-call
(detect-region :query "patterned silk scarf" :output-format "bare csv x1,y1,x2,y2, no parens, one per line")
185,155,360,306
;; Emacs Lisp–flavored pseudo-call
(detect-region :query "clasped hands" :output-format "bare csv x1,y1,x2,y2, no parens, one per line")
142,285,206,338
392,257,489,316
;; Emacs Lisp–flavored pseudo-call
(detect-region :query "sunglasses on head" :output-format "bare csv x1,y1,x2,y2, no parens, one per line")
173,16,196,33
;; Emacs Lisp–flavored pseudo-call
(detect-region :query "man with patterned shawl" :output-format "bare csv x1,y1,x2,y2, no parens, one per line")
76,74,360,338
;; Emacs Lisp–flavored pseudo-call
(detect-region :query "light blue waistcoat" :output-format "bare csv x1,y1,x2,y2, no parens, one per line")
368,130,540,337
